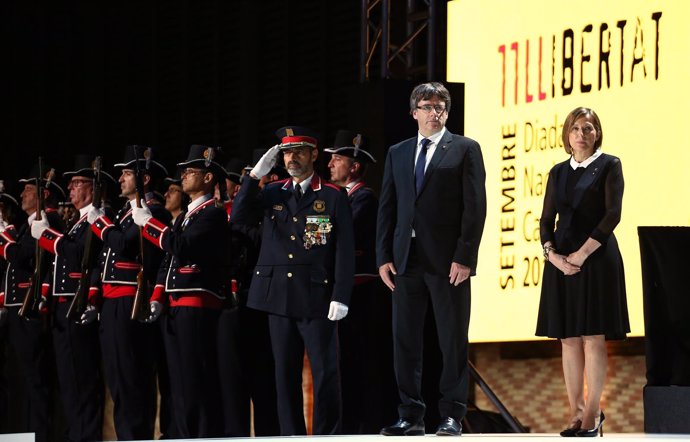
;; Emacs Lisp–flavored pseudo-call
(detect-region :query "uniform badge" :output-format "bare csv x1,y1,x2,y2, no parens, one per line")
303,215,332,249
313,200,326,213
273,204,284,211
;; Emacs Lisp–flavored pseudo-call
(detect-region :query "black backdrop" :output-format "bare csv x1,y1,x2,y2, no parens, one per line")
0,1,458,196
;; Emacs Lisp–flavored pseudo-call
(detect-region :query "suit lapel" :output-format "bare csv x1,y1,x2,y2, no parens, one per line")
417,130,452,198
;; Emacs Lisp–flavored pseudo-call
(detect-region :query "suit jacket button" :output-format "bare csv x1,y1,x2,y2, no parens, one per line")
288,254,293,259
290,235,296,241
293,217,298,222
287,272,293,278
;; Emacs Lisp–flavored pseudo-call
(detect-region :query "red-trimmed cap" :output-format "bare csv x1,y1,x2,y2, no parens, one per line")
275,126,318,150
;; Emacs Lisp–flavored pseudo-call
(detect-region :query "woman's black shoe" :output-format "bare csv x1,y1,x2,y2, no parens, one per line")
559,419,581,437
576,411,605,437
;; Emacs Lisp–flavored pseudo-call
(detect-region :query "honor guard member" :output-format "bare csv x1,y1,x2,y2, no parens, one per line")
131,145,228,438
30,154,112,442
325,130,398,433
155,170,190,440
0,171,64,442
86,146,171,440
231,126,355,435
163,172,189,224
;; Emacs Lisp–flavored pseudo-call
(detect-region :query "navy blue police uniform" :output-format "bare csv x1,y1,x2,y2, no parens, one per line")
231,171,355,435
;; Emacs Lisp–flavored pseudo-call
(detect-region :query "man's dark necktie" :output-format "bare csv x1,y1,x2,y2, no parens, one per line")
294,183,302,201
415,138,431,194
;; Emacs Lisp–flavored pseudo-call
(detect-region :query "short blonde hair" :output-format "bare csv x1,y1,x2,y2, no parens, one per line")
561,107,603,154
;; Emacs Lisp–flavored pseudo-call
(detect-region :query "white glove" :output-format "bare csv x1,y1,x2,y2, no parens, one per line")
0,219,7,233
251,145,281,179
80,304,99,325
130,199,153,226
30,211,49,239
327,301,349,321
144,301,163,323
0,308,7,327
86,206,105,224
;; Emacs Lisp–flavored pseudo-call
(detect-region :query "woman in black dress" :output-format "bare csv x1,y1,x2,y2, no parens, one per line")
536,107,629,437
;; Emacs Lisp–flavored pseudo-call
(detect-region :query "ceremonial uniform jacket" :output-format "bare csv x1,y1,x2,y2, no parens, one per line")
92,196,171,292
231,174,355,319
347,181,378,282
142,195,229,301
0,210,64,306
38,204,109,297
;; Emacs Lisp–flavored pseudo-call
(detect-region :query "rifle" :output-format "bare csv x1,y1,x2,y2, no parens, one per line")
19,158,54,318
66,157,103,321
130,146,153,321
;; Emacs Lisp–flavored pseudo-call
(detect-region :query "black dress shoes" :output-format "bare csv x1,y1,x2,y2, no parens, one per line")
436,417,462,436
380,418,425,436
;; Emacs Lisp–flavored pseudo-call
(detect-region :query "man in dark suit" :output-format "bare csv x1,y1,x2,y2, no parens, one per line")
231,126,355,436
377,82,486,436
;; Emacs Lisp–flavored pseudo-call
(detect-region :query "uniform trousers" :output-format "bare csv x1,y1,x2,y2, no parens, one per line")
99,296,157,440
162,305,222,438
268,314,340,435
52,301,104,442
5,307,54,442
392,241,471,423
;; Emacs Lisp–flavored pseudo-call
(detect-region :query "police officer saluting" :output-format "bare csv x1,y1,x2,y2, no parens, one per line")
87,146,171,440
131,145,228,438
231,126,355,435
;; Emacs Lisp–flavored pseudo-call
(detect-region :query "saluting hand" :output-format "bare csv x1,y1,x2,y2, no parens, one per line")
130,199,153,226
379,262,397,291
250,145,280,179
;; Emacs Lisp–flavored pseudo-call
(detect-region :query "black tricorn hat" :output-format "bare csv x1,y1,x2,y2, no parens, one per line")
164,169,183,186
113,145,168,179
224,158,245,185
324,130,376,164
275,126,318,150
177,145,227,179
0,180,19,208
18,162,67,200
63,154,118,190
